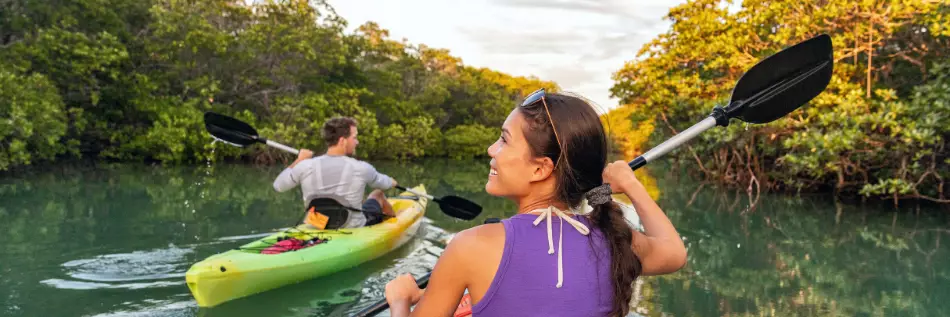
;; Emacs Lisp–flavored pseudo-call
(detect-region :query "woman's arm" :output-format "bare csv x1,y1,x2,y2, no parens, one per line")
386,227,477,317
623,180,687,275
603,160,687,276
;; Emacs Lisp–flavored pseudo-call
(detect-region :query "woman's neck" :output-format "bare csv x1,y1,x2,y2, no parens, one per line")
515,196,569,214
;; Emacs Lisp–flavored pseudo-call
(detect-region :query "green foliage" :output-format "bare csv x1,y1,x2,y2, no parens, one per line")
0,0,558,171
371,116,442,160
611,0,950,203
0,70,68,170
443,124,497,160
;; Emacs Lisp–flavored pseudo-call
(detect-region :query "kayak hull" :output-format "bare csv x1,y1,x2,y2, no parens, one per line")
186,185,429,307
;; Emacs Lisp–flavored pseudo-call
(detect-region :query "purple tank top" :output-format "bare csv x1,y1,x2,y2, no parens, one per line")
472,212,614,316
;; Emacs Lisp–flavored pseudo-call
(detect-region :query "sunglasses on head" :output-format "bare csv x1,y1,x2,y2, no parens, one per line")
521,88,546,107
520,88,566,166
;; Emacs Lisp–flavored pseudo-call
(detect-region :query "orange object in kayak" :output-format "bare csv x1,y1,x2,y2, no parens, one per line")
305,206,330,229
454,293,473,317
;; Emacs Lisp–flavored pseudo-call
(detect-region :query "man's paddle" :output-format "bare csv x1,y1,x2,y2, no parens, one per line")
202,112,483,221
350,33,834,317
394,185,482,221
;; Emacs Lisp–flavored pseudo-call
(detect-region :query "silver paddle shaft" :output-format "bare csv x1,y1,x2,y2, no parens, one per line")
397,186,435,200
265,140,299,155
640,116,718,164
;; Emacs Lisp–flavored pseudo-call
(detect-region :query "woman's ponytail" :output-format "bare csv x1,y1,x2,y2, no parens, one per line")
590,199,642,317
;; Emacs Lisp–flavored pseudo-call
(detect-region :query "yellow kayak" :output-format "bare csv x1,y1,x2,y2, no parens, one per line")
186,185,428,307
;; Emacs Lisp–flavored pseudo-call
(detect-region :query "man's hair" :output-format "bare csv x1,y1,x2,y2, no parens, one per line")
322,117,358,146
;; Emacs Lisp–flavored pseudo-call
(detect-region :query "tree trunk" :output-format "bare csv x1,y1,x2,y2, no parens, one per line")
867,21,873,98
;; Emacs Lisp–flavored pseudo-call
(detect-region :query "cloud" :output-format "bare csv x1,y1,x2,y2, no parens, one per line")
459,27,664,64
323,0,685,111
489,0,671,24
586,30,664,60
458,28,590,55
462,0,678,61
541,65,601,88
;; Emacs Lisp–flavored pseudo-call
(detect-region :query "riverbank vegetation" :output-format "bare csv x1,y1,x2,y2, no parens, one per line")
0,0,556,172
4,0,948,205
608,0,949,204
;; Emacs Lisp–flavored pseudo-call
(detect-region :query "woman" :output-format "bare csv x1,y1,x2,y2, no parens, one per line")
385,89,687,316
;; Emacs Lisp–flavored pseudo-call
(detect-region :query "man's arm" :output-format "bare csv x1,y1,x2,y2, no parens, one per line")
273,150,313,192
359,161,396,189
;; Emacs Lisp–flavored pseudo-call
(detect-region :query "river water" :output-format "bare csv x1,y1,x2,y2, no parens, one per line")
1,159,948,316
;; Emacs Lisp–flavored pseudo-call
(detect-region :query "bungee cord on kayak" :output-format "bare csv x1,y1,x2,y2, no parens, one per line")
232,195,422,254
234,196,423,254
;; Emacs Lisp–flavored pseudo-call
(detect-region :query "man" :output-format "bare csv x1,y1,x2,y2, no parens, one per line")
273,116,398,228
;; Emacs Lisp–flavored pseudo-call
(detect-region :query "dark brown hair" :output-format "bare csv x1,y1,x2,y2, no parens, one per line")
518,93,642,317
321,117,357,146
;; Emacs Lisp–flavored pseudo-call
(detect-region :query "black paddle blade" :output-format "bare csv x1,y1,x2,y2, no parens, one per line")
728,33,834,124
204,112,260,147
436,195,482,220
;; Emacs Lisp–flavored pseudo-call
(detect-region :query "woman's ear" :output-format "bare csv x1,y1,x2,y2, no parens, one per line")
529,156,556,182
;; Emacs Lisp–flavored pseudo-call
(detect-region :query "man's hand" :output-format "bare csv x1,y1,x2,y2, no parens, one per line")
289,149,313,168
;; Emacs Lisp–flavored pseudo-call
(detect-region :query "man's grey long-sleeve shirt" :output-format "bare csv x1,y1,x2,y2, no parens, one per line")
273,154,394,228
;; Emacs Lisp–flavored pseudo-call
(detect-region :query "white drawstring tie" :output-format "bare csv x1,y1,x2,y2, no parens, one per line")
529,206,590,288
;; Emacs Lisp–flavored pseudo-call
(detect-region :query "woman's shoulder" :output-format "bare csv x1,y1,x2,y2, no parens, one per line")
448,223,505,251
437,223,506,276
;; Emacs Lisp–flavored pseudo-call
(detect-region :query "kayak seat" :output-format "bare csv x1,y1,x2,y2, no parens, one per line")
305,197,355,230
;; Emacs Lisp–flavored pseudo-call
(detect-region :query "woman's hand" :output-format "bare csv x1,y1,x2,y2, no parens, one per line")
602,160,643,194
385,273,424,316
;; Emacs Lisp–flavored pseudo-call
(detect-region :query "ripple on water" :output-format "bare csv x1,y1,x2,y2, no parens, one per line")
83,297,196,317
41,244,193,290
42,230,276,291
41,279,184,290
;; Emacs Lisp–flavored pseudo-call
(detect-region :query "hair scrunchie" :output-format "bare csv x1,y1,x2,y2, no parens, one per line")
584,184,613,208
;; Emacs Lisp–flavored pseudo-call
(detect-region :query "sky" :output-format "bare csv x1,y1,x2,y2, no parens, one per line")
324,0,686,112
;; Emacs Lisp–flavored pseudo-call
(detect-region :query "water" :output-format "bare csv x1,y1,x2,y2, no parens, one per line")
1,160,948,317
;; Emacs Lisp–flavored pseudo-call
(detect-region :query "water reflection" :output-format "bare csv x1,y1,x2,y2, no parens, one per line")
642,168,950,316
0,161,947,317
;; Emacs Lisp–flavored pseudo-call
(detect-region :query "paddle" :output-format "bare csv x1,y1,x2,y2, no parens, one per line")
351,274,432,317
203,112,483,221
351,33,834,317
627,33,833,171
394,185,481,221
